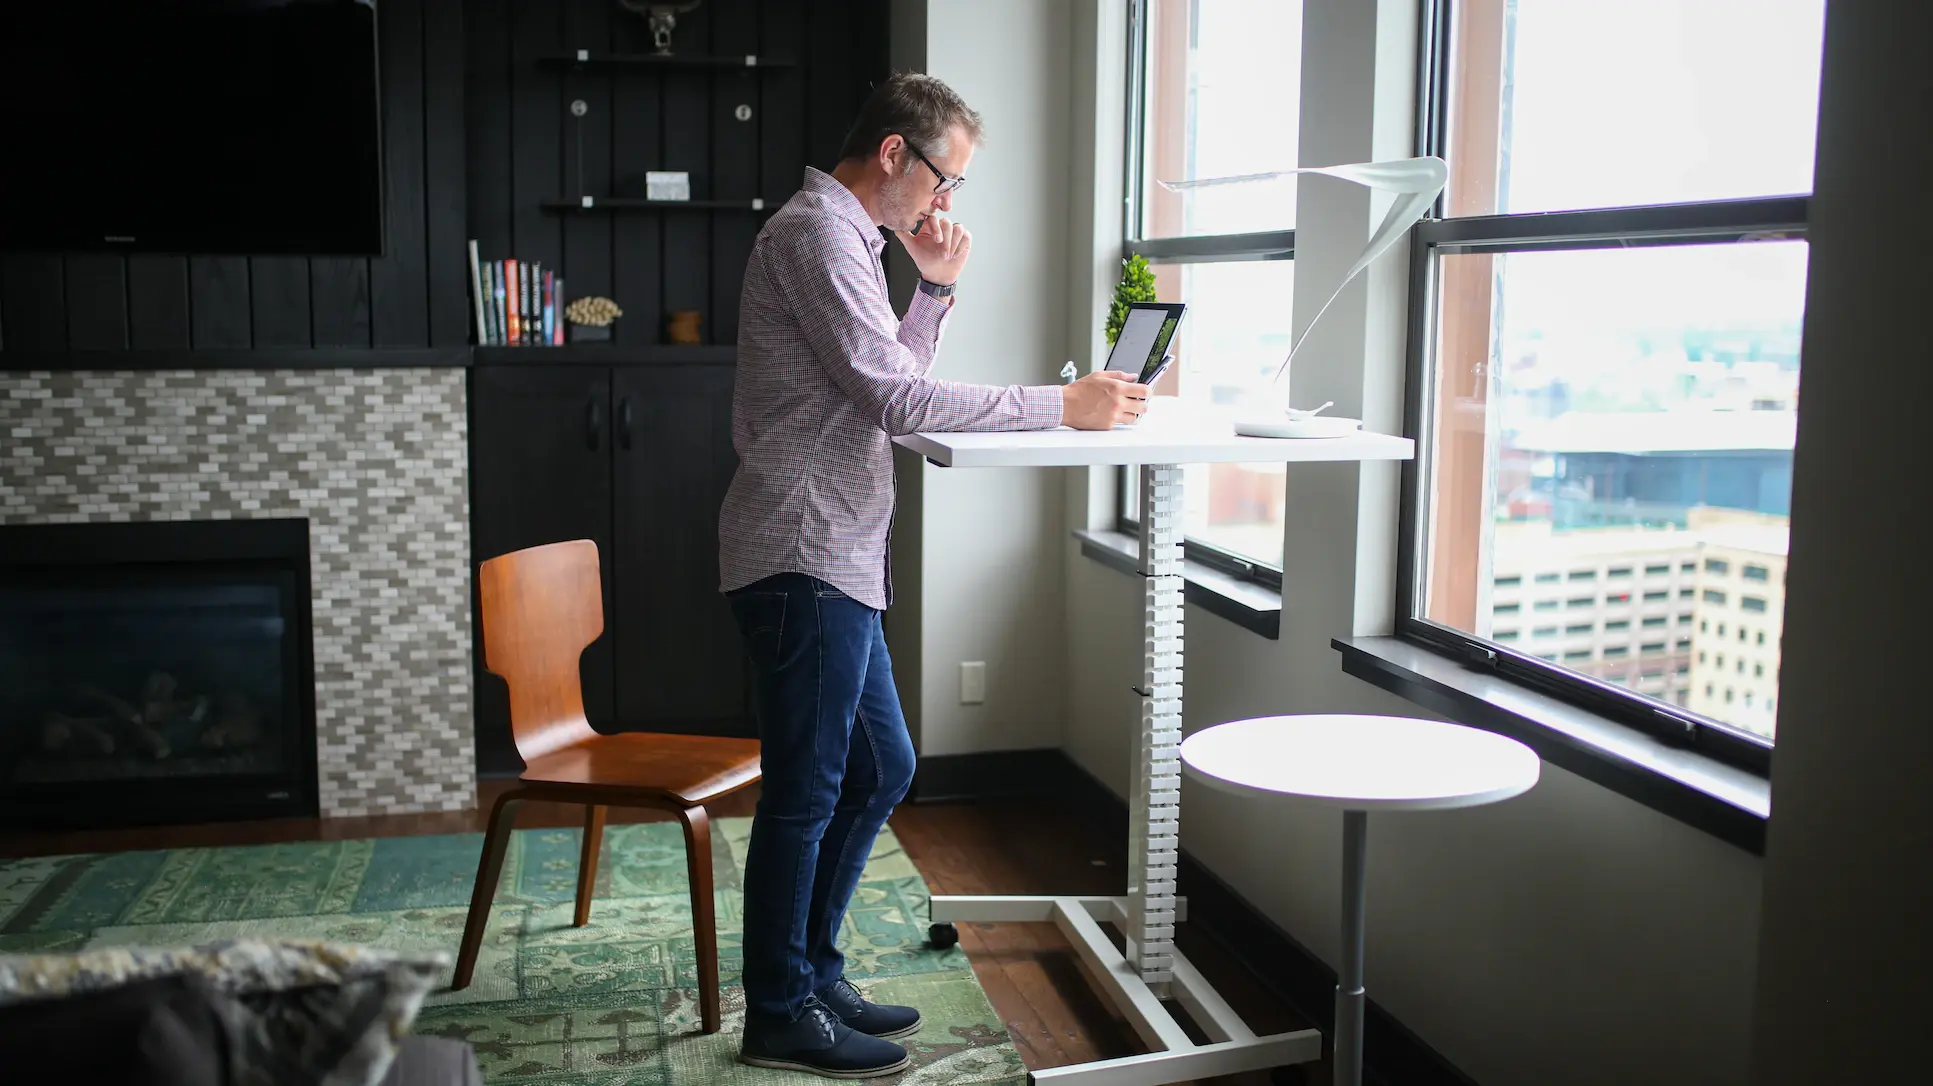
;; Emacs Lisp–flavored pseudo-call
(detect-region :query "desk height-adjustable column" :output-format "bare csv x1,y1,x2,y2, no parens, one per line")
1129,463,1185,993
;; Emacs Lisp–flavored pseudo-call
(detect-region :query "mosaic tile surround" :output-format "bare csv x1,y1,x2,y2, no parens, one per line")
0,369,476,817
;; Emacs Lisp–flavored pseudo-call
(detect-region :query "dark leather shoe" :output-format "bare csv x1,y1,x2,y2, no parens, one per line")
817,977,923,1039
738,996,911,1079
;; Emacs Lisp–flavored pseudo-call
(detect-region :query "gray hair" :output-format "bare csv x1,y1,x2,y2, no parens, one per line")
837,72,984,167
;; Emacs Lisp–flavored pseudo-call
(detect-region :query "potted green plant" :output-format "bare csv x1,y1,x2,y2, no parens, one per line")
1105,254,1157,346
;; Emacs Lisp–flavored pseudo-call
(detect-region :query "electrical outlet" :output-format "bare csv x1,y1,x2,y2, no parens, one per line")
959,661,986,704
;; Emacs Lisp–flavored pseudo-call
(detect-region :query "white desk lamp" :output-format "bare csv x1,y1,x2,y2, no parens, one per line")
1157,157,1448,438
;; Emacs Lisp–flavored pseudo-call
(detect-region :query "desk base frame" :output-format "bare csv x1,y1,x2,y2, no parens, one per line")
929,465,1320,1085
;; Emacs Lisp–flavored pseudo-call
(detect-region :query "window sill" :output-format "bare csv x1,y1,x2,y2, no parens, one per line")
1334,635,1769,855
1075,529,1280,639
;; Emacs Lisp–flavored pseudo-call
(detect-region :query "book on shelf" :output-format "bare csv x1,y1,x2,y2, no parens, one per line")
467,242,572,346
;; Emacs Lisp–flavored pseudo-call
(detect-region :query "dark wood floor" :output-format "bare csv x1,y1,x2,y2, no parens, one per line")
0,782,1323,1085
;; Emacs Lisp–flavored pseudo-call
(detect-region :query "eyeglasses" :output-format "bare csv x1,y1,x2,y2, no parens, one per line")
903,140,966,195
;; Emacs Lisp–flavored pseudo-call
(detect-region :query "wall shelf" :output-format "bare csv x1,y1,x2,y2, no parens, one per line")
542,197,769,213
472,345,734,365
539,51,796,70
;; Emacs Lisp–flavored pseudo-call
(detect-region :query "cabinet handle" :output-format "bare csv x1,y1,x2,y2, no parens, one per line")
618,398,634,450
586,399,602,450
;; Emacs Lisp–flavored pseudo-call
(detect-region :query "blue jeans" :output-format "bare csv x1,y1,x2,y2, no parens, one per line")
727,573,917,1022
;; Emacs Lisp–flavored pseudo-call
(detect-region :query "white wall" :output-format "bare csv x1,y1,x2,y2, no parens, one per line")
1060,3,1767,1085
888,0,1076,757
1747,5,1933,1082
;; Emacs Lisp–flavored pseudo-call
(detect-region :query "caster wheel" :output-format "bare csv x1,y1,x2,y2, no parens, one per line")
927,922,959,949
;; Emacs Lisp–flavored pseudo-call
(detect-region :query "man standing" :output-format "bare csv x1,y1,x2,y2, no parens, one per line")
718,74,1146,1077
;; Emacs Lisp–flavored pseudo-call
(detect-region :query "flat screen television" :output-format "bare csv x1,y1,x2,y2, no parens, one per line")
0,0,383,255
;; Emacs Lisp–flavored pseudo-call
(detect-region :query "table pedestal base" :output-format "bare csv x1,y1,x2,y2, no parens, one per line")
1337,810,1369,1086
931,894,1322,1085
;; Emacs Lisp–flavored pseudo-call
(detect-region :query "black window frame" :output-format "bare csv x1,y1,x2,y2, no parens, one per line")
1114,0,1295,595
1390,0,1801,777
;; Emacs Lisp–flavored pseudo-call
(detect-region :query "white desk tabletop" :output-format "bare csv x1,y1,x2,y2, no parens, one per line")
894,412,1415,469
1180,715,1541,812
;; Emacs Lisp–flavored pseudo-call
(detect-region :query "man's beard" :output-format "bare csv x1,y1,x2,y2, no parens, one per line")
879,171,926,233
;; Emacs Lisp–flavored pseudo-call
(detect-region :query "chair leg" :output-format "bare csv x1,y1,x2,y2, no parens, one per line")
679,804,720,1035
452,790,523,990
574,804,607,928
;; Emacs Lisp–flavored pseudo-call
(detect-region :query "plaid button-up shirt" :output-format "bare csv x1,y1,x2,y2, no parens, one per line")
718,168,1063,609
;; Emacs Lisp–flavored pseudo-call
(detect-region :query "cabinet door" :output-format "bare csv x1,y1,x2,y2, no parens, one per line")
468,366,617,773
610,364,751,737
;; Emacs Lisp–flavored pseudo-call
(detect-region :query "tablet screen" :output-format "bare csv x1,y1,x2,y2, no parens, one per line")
1105,303,1185,382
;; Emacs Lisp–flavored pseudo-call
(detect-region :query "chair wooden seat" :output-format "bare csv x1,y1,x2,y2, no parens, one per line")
520,732,760,803
451,539,760,1035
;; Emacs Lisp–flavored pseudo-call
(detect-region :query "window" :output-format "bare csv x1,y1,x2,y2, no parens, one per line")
1742,596,1769,613
1604,646,1630,659
1641,642,1666,655
1568,569,1597,582
1496,575,1522,588
1564,649,1593,662
1605,619,1630,632
1644,564,1670,576
1494,603,1522,615
1495,629,1520,642
1607,567,1633,579
1676,637,1692,650
1566,596,1595,609
1700,620,1709,633
1566,622,1594,635
1534,572,1562,584
1120,0,1305,580
1678,613,1695,625
1737,659,1747,674
1642,616,1667,628
1743,564,1771,582
1400,0,1819,758
1755,662,1765,678
1758,631,1768,646
1718,623,1728,637
1744,692,1755,708
1698,651,1707,663
1643,590,1669,602
1533,626,1559,638
1535,600,1560,612
1716,653,1726,668
1738,627,1748,643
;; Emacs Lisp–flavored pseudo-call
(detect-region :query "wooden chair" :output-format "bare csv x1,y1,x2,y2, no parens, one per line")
452,539,761,1034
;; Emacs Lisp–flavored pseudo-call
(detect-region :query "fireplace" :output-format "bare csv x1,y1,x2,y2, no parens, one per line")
0,519,318,829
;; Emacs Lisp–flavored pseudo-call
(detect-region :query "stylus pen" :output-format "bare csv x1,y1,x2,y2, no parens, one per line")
911,216,927,236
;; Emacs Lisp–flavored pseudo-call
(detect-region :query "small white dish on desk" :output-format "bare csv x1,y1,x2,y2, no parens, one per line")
1234,414,1363,439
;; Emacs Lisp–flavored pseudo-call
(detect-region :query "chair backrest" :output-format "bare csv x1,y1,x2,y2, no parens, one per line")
477,539,604,762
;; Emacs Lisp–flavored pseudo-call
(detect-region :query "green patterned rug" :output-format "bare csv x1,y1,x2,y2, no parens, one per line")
0,819,1024,1085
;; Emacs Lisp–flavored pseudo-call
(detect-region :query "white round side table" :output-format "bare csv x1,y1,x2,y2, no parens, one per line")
1179,715,1541,1086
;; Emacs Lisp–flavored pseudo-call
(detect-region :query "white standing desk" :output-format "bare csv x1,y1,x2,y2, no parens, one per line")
894,417,1413,1085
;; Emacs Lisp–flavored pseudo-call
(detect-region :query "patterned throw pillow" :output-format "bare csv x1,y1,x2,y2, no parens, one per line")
0,940,447,1086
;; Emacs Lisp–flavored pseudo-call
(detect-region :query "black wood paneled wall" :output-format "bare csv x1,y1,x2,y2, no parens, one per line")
465,0,890,348
0,0,470,355
0,0,887,358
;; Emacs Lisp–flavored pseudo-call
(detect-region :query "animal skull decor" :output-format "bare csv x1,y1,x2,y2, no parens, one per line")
619,0,705,56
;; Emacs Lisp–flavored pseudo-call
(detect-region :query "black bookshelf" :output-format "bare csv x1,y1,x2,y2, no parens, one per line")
539,51,797,69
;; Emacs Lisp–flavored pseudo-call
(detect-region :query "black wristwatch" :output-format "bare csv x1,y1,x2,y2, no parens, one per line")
917,278,956,299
